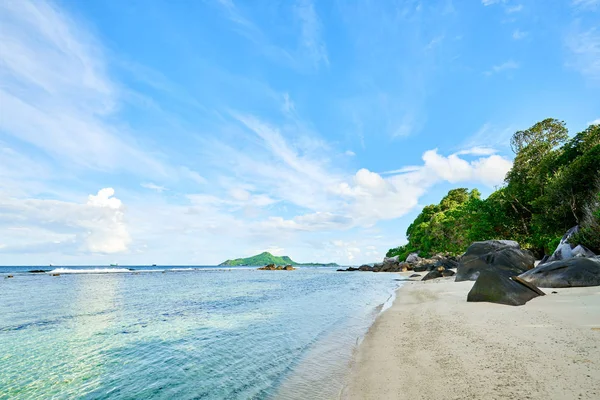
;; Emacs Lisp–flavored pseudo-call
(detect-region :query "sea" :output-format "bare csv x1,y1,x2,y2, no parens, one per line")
0,265,400,399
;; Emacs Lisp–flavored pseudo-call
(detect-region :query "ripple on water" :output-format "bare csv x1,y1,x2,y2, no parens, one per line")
0,268,398,399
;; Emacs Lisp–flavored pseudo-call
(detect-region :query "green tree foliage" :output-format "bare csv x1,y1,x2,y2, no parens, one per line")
387,120,600,260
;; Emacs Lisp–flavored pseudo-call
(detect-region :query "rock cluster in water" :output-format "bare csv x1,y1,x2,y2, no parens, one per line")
337,253,459,274
257,264,296,271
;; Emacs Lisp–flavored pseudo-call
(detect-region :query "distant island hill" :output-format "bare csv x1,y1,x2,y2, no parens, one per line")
218,252,339,267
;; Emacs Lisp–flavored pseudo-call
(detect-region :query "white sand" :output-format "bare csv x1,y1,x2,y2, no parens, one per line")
342,275,600,400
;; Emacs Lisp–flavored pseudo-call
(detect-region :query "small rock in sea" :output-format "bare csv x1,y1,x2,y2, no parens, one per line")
258,264,295,270
51,273,60,277
5,275,14,279
409,273,421,278
552,291,558,294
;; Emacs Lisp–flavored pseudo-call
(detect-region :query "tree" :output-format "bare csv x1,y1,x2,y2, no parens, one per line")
386,119,600,259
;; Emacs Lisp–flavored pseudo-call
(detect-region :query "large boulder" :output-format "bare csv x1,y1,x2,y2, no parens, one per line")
358,264,374,272
455,240,535,282
541,226,596,265
543,226,578,264
519,257,600,287
467,270,545,306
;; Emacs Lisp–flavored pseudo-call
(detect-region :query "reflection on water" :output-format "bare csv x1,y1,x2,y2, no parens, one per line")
0,268,398,399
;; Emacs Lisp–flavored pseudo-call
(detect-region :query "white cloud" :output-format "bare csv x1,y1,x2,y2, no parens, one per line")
485,60,519,75
229,187,251,201
84,188,131,253
0,188,130,254
512,29,528,40
345,150,356,156
263,246,285,256
588,118,600,125
421,149,511,186
566,27,600,81
141,183,167,193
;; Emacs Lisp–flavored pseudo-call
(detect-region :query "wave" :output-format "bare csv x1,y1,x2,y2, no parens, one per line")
46,268,134,274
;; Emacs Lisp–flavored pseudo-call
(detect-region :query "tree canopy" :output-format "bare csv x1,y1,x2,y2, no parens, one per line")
387,119,600,260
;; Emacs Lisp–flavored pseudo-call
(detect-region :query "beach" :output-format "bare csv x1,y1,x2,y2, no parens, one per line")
343,274,600,400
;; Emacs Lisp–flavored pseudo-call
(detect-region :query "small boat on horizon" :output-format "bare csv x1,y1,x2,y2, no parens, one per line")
110,263,119,267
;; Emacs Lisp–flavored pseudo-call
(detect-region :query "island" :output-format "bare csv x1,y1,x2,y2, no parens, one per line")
218,251,339,267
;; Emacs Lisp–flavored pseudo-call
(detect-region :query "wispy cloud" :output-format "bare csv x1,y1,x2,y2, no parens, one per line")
506,4,523,13
482,0,505,6
294,0,329,68
566,27,600,81
141,183,168,193
571,0,600,10
461,123,515,149
454,147,498,156
484,60,519,75
512,29,528,40
588,118,600,125
425,35,445,51
0,0,166,176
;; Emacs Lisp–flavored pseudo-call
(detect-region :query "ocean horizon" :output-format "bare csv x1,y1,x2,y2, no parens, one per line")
0,266,399,399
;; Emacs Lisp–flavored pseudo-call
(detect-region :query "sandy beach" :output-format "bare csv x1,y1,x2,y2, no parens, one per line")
342,274,600,400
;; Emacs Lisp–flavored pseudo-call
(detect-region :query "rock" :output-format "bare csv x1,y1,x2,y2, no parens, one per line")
467,270,545,306
51,273,60,277
358,265,374,272
421,266,456,281
5,275,14,279
542,226,596,265
28,269,49,273
257,263,297,270
409,273,421,278
455,240,535,282
374,256,403,272
406,253,421,264
519,257,600,287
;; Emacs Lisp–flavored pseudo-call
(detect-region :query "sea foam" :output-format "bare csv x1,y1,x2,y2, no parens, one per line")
46,268,133,274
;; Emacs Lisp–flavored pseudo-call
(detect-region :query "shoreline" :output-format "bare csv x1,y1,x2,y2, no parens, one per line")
341,273,600,400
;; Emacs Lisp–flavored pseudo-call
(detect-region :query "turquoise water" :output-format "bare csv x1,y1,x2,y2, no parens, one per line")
0,266,399,399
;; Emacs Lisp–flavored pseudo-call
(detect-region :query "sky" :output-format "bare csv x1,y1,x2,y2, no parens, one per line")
0,0,599,266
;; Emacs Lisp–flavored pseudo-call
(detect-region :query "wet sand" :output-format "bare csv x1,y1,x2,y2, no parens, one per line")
342,275,600,400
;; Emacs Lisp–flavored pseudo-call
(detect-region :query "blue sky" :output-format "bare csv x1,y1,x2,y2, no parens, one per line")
0,0,599,265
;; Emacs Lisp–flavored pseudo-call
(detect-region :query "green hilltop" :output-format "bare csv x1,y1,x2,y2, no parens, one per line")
219,252,338,267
